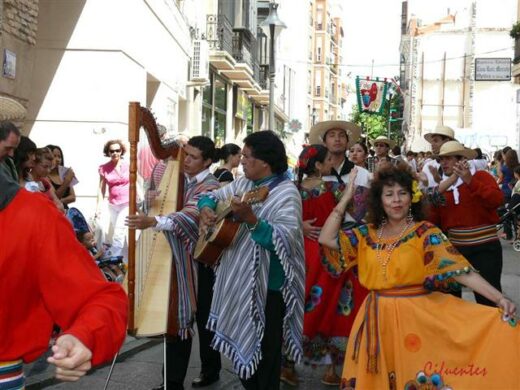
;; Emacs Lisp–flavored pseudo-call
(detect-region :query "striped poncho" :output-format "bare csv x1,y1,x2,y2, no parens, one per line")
205,176,305,378
162,173,219,338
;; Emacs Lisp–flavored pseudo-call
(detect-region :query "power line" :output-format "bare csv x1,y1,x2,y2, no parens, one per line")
276,45,514,68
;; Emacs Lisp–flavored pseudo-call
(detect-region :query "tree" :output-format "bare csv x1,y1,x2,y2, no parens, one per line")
349,93,404,144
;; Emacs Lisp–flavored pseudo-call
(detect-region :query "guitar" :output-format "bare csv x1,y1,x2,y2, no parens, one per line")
194,186,269,266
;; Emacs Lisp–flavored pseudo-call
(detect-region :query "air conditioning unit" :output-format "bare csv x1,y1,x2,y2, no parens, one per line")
191,40,209,82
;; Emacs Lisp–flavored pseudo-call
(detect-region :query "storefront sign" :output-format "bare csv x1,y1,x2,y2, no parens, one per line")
475,58,511,81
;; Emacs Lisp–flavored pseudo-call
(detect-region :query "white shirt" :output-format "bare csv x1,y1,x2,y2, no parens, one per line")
153,168,211,231
421,158,440,189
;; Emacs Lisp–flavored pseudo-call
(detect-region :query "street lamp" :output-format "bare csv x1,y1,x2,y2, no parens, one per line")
260,2,286,131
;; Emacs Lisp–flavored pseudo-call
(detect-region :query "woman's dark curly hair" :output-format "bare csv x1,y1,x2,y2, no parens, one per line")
103,139,126,157
296,144,328,184
366,163,425,228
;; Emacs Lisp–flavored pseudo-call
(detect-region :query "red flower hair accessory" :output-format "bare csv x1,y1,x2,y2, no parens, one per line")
298,146,319,170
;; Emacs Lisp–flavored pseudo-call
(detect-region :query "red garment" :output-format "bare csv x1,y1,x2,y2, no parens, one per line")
0,190,127,365
300,183,368,362
428,171,503,230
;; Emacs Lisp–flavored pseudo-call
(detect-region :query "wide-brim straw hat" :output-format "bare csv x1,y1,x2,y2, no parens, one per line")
369,135,396,149
424,125,455,143
308,120,361,147
437,140,477,160
0,96,26,121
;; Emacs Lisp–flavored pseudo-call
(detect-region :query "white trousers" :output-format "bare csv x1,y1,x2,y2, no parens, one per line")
106,202,129,262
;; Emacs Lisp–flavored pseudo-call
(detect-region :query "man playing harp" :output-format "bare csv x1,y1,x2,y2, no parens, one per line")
126,136,221,390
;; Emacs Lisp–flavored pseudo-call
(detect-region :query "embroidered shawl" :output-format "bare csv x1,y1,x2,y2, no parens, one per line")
206,177,305,378
163,173,219,338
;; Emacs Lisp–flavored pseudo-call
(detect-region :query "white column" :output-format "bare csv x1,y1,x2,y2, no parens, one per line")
226,83,234,143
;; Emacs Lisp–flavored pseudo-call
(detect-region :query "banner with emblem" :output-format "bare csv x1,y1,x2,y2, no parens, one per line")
355,76,389,115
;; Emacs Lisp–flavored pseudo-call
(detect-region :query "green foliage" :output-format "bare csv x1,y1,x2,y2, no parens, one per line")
510,22,520,39
349,94,405,144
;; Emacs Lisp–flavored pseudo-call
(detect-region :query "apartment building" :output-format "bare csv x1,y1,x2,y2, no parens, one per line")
400,0,518,153
310,0,348,128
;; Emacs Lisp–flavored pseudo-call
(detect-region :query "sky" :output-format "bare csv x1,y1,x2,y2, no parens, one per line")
341,0,403,82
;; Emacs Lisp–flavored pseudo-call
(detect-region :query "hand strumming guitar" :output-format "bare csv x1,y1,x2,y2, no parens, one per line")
230,196,257,225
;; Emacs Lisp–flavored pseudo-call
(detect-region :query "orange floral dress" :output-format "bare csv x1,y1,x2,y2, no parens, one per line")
323,221,520,390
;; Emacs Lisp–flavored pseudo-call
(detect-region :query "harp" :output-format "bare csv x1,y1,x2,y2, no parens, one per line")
127,102,185,337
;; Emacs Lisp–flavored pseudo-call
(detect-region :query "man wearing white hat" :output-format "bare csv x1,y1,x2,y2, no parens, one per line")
366,135,398,173
307,120,371,226
427,140,504,306
421,125,455,188
309,120,361,180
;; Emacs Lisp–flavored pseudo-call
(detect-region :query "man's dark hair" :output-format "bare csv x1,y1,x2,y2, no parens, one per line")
392,145,401,156
0,121,21,141
188,136,218,163
243,130,288,174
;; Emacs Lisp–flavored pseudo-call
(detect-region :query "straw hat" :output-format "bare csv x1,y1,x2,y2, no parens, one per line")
369,135,396,149
0,96,26,121
437,140,477,160
424,125,455,143
308,120,361,147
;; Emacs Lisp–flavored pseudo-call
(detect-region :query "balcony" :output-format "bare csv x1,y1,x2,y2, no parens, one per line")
232,32,258,74
207,14,233,54
259,66,269,90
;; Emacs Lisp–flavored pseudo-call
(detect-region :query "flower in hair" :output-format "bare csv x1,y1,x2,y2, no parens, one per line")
305,146,318,160
411,180,423,203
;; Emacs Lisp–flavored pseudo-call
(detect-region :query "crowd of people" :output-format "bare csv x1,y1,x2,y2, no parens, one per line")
1,118,519,390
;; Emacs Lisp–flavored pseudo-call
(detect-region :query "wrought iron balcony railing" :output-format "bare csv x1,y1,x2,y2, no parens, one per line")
206,14,233,54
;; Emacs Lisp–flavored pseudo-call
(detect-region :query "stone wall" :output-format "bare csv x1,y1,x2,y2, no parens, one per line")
2,0,39,45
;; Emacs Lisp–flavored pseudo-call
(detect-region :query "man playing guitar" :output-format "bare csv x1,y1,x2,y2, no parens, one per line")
198,130,305,390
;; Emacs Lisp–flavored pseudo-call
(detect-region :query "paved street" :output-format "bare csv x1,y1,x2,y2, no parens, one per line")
28,239,520,390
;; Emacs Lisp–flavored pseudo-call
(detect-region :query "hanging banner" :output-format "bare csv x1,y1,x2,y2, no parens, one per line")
356,76,389,115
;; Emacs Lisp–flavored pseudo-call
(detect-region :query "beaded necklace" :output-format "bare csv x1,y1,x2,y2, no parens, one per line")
376,219,414,281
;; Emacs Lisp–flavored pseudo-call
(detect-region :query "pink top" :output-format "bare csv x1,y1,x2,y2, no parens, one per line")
137,145,159,182
98,160,130,205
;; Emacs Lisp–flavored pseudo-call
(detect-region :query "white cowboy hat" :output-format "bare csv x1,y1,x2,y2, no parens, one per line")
424,125,455,143
0,96,26,121
308,120,361,147
369,135,396,149
437,140,477,160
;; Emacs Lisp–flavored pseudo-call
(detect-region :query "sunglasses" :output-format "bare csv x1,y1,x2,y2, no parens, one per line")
374,143,388,147
109,149,121,154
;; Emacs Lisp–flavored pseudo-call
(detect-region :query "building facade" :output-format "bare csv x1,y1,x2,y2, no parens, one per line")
400,0,518,154
310,0,348,128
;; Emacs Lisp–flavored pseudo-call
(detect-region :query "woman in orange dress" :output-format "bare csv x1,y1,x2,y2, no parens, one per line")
319,164,519,390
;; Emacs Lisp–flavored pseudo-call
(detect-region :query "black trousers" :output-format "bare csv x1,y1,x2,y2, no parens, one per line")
241,290,285,390
165,264,221,389
455,241,503,307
